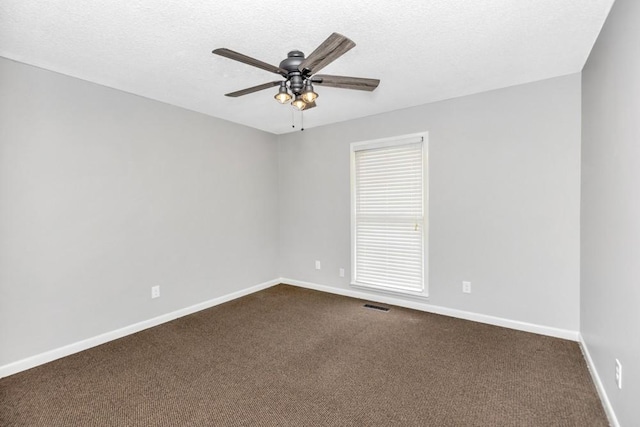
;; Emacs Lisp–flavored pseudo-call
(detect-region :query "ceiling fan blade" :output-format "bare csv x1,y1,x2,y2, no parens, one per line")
213,48,288,77
314,74,380,91
225,81,281,97
298,33,356,75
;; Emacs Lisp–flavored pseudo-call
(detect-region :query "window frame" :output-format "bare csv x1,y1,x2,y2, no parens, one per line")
350,132,429,298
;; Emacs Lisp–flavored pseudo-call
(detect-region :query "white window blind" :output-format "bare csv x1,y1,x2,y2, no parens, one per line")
351,135,427,295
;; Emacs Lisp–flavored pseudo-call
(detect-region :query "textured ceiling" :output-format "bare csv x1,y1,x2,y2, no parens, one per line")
0,0,614,134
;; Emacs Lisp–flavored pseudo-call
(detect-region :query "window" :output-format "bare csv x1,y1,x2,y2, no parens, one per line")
350,133,428,297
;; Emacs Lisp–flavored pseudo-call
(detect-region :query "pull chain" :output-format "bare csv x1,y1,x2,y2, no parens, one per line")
301,110,304,131
291,109,295,129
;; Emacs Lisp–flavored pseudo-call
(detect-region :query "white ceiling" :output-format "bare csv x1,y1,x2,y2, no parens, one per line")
0,0,614,134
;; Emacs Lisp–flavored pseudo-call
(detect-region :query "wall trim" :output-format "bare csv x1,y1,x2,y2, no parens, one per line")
579,334,620,427
280,277,580,341
0,278,280,379
0,277,582,380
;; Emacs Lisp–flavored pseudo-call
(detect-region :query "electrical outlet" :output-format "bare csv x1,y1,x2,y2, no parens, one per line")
339,268,345,277
462,281,471,293
151,285,160,299
615,359,622,389
315,260,321,270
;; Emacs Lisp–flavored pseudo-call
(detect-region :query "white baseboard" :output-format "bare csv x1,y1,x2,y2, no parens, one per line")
0,277,581,380
579,334,620,427
0,278,280,379
280,277,580,341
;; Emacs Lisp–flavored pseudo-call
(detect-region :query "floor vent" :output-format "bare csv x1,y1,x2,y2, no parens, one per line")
363,303,390,312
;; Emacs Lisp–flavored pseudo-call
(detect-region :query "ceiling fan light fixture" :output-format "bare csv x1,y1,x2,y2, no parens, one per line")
301,81,318,103
291,95,307,111
274,82,292,104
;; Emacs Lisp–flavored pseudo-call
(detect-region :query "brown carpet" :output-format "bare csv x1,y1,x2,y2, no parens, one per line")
1,285,608,426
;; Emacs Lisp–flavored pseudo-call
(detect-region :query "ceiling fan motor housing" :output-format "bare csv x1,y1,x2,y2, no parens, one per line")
279,51,305,72
280,51,307,94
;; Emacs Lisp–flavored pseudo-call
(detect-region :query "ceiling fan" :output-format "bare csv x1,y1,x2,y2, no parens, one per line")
212,33,380,111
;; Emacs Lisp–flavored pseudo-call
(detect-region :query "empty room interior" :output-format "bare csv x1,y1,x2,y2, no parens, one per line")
1,0,638,425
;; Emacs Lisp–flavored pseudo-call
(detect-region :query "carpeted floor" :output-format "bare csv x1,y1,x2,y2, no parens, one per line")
0,285,608,426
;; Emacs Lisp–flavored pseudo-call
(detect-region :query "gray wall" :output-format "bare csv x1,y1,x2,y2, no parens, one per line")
0,58,279,366
278,74,582,331
581,0,640,424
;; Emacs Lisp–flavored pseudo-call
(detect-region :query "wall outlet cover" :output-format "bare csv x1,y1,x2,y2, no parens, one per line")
462,281,471,293
615,359,622,389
